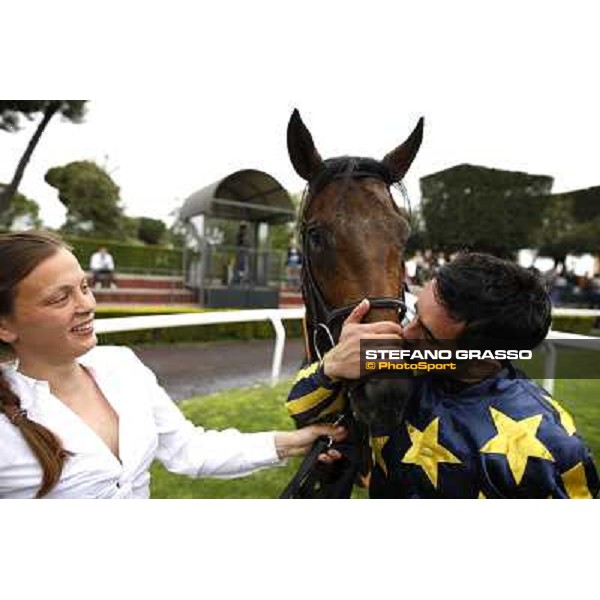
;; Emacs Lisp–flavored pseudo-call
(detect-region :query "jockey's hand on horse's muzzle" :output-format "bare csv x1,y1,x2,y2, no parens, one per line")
322,299,403,380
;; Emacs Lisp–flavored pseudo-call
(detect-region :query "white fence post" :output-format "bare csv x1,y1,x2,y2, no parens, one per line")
541,341,557,395
542,330,600,394
268,312,286,387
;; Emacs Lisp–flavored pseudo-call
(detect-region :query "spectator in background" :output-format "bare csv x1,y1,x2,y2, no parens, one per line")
548,265,568,306
435,251,446,271
574,253,596,289
286,238,302,289
232,223,250,285
589,275,600,308
405,254,418,286
89,246,117,289
416,249,435,284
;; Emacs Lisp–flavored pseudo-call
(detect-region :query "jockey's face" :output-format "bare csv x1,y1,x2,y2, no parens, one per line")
401,280,465,343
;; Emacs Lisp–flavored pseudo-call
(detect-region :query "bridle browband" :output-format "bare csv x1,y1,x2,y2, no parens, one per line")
300,156,408,361
308,156,397,196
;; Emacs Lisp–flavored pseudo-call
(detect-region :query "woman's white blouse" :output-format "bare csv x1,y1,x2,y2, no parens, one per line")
0,346,282,499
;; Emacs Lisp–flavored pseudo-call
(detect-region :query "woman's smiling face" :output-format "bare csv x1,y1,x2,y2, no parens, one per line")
0,247,97,365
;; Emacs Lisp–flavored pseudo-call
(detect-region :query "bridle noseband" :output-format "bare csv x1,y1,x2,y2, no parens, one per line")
300,157,409,361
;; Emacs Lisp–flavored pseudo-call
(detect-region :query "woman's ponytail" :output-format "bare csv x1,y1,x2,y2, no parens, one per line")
0,368,70,498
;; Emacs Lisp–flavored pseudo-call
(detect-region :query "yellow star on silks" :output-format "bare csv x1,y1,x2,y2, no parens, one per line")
402,418,461,488
480,407,554,485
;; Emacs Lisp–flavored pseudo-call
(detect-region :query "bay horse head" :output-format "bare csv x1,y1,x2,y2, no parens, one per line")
287,109,424,363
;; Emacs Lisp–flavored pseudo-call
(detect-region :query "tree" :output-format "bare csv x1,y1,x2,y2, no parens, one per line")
45,160,128,239
164,207,188,248
0,185,42,231
532,188,600,264
570,186,600,222
420,164,553,258
137,216,167,245
0,101,87,215
531,193,576,264
570,219,600,255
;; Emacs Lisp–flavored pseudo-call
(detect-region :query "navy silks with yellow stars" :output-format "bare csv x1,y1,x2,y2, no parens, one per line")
286,362,599,499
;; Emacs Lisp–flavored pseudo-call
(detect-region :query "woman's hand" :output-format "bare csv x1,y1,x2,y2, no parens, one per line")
274,423,347,463
322,299,403,380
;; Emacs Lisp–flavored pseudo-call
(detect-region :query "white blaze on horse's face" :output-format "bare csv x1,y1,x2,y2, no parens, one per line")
287,109,424,324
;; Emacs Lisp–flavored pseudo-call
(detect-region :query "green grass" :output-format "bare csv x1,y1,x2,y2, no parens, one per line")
551,379,600,465
150,377,599,499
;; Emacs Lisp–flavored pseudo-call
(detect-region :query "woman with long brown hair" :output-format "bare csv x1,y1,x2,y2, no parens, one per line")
0,230,345,498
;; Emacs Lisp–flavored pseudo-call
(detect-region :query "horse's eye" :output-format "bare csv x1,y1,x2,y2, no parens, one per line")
307,228,326,251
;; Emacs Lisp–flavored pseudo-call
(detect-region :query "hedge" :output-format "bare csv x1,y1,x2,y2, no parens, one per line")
64,236,197,274
95,306,207,318
551,315,599,336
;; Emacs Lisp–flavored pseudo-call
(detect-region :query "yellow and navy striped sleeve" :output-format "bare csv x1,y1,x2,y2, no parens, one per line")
286,361,347,427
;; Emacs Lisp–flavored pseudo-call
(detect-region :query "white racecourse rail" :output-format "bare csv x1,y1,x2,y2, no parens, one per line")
94,307,600,393
94,308,304,387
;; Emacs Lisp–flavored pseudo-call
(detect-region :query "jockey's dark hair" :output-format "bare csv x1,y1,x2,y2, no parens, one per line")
434,252,552,350
0,230,72,497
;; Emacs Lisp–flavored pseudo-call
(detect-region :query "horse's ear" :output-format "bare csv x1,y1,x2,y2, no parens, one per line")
382,117,424,182
287,109,324,181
